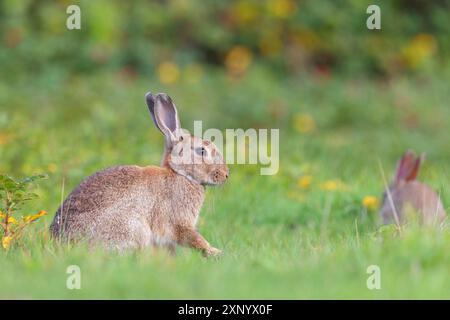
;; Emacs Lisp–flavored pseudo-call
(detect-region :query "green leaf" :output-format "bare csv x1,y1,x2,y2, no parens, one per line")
0,174,19,191
20,174,48,185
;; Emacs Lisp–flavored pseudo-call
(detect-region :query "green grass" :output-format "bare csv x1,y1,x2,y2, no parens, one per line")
0,66,449,299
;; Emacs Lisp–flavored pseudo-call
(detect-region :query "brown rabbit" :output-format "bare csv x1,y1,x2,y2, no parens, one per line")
50,93,229,256
379,150,446,226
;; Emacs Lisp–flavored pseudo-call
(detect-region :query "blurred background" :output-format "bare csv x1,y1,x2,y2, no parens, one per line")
0,0,450,299
1,0,449,78
1,0,450,223
1,0,449,213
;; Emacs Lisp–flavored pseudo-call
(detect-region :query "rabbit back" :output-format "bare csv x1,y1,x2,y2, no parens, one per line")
381,181,446,225
50,165,205,250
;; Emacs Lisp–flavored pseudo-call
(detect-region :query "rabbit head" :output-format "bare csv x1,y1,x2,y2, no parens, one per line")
391,150,424,189
146,92,229,186
379,150,446,225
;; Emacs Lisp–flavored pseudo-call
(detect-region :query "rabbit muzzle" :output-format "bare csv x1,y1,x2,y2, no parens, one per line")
207,166,229,186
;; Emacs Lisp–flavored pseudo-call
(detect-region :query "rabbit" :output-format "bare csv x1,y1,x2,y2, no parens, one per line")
379,150,446,226
50,92,229,256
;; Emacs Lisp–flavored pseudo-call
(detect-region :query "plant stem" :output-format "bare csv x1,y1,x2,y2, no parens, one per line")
4,191,12,236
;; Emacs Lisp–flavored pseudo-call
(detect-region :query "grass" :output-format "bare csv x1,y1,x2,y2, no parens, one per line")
0,65,449,299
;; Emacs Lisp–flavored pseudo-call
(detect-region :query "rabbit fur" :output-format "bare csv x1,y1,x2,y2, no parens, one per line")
379,150,446,226
50,93,229,256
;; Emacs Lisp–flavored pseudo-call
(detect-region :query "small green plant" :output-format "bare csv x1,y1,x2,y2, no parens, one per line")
0,173,48,250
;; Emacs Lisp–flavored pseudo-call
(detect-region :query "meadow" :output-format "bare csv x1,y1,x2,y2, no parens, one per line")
1,65,449,299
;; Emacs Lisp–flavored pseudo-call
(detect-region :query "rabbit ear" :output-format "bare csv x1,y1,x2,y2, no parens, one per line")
145,92,158,127
395,150,423,183
146,92,181,143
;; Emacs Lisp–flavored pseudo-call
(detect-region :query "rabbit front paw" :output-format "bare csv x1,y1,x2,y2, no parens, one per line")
204,246,223,258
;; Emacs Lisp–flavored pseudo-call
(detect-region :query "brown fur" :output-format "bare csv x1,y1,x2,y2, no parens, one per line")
50,93,228,256
50,165,208,251
380,151,446,226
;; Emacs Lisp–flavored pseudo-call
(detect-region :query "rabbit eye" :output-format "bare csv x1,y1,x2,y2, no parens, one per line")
195,147,206,157
179,136,184,141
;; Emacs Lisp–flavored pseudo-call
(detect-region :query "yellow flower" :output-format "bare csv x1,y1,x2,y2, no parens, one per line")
225,46,253,77
297,175,313,189
47,163,58,173
402,33,437,68
293,113,316,134
362,196,379,211
267,0,297,19
23,210,47,223
158,61,180,84
7,216,17,224
320,180,346,192
2,236,12,250
0,213,17,224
